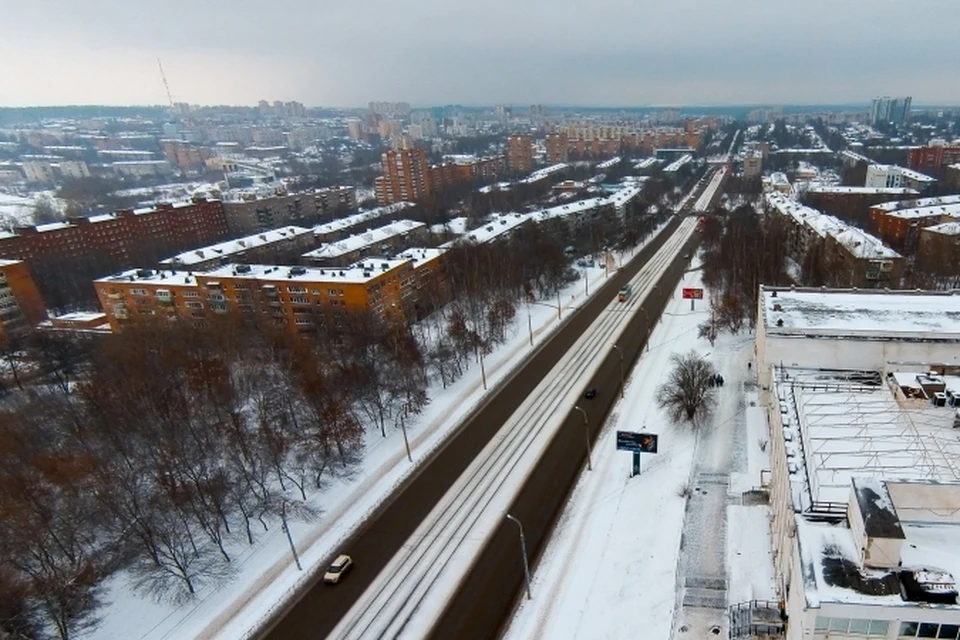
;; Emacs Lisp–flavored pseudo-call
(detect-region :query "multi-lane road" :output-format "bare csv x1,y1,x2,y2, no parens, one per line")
260,182,713,639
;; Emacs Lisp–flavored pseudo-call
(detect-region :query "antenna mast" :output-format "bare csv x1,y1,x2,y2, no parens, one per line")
157,58,175,111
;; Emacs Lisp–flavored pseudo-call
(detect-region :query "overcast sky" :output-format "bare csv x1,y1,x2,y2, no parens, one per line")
2,0,959,108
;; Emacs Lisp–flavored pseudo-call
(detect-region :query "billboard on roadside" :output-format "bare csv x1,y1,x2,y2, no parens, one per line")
616,431,659,453
682,288,704,300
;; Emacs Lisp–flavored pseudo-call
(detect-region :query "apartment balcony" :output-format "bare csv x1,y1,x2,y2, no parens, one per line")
107,292,124,300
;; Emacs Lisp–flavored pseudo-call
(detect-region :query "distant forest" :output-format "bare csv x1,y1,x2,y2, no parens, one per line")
0,106,169,125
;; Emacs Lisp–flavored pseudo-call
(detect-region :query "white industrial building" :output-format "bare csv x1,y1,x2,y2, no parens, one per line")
751,287,960,640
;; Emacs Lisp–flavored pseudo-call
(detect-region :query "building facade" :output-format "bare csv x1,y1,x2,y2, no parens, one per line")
907,146,960,175
916,222,960,277
803,186,918,226
375,148,433,205
545,133,569,163
94,256,445,334
0,259,47,342
0,197,228,267
506,135,534,174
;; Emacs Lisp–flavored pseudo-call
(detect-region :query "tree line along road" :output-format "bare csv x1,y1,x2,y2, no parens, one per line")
259,215,687,640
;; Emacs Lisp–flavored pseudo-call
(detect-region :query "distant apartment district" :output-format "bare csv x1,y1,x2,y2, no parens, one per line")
5,96,960,640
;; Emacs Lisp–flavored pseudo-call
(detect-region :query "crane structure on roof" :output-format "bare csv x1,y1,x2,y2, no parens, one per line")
157,58,176,114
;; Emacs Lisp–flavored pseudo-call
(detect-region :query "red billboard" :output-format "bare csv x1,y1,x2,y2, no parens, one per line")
682,288,704,300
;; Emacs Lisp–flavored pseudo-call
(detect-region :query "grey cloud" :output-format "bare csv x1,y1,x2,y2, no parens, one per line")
2,0,959,106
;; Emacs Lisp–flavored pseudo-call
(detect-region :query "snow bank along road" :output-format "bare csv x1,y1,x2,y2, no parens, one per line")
258,216,690,640
327,217,700,640
428,218,701,640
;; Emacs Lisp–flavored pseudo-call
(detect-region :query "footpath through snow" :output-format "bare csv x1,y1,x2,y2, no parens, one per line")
504,263,777,640
86,231,665,640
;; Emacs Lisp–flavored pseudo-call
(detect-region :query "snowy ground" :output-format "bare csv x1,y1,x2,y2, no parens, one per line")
0,191,64,227
86,228,668,640
504,265,777,640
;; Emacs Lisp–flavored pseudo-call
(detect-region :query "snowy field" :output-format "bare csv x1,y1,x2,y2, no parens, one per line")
504,264,777,640
86,227,668,640
0,191,63,226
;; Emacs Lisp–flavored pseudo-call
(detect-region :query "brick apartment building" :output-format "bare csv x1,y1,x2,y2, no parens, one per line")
916,222,960,277
868,195,960,254
160,140,211,171
429,155,506,193
222,187,356,235
0,259,47,341
95,251,446,333
375,148,433,205
803,186,918,226
767,192,903,288
506,135,534,174
0,197,228,267
545,133,569,163
907,145,960,176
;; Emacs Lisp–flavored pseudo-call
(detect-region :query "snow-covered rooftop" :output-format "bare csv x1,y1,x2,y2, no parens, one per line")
303,219,426,259
633,157,658,170
442,213,531,247
884,201,960,221
871,194,960,213
393,246,446,267
199,261,411,284
97,269,199,287
663,154,692,172
160,226,312,266
806,186,918,196
767,192,898,258
312,202,414,236
924,221,960,236
518,163,568,184
0,258,23,267
762,287,960,338
596,157,621,170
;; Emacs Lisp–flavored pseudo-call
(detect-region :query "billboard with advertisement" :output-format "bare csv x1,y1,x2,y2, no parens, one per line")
682,288,704,300
615,431,659,453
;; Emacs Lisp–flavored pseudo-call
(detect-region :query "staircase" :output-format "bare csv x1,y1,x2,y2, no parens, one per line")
728,600,785,639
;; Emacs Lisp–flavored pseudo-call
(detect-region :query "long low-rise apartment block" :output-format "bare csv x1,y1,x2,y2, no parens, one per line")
0,259,47,341
302,219,427,267
869,197,960,253
160,226,315,271
766,192,903,287
95,251,446,332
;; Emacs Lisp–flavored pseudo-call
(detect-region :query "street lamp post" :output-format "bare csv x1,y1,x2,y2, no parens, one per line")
612,344,624,399
506,513,532,600
573,405,593,471
527,304,533,347
397,403,412,463
583,267,589,297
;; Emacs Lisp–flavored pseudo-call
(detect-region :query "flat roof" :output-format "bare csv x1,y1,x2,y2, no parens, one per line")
200,260,411,284
97,269,198,287
394,246,446,267
303,219,425,259
519,163,568,184
762,287,960,337
885,201,960,220
872,194,960,213
312,202,414,236
924,221,960,236
807,186,918,195
160,226,312,266
445,213,531,246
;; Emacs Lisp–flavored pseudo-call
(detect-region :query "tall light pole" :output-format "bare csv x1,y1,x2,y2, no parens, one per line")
527,304,533,347
583,267,589,297
612,344,624,399
506,514,532,600
397,403,412,463
573,405,593,471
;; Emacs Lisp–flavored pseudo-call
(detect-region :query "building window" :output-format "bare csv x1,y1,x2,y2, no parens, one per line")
130,288,147,296
183,291,200,298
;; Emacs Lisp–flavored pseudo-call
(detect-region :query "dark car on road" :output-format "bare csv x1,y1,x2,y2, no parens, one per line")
584,388,597,399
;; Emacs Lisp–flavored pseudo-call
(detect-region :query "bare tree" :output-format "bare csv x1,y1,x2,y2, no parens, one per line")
657,351,718,428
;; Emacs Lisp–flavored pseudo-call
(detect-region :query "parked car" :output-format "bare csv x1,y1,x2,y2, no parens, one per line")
584,388,597,399
324,554,353,584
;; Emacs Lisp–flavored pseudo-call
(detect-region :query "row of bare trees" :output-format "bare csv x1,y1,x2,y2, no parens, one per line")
0,197,666,638
698,206,791,343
